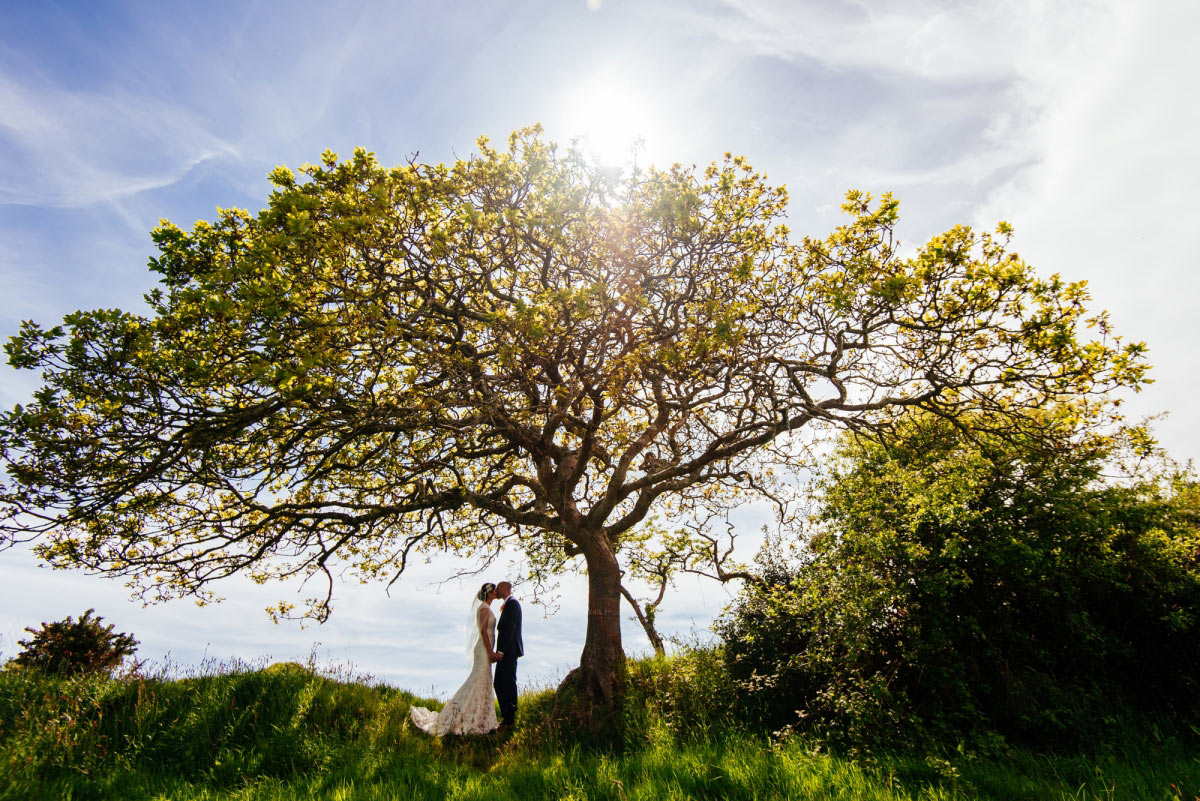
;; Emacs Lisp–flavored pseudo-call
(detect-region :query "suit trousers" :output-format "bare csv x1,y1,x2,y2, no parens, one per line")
493,655,518,725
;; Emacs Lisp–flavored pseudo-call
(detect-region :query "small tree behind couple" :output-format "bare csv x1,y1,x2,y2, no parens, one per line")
411,581,523,736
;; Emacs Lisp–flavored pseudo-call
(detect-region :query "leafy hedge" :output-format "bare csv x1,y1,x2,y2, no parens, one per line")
718,416,1200,749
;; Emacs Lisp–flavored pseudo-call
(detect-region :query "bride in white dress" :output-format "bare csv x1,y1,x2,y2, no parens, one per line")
410,582,503,735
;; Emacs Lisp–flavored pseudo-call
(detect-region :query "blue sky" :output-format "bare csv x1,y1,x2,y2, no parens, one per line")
2,0,1197,695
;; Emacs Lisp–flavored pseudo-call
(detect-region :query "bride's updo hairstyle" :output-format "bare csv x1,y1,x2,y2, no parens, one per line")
477,582,497,601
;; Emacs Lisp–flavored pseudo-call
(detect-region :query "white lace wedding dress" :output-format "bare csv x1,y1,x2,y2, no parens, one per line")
410,603,499,736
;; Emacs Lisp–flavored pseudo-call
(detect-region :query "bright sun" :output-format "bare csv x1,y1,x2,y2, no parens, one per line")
555,67,667,167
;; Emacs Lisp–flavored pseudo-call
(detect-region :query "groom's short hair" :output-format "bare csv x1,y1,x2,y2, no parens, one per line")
497,580,512,594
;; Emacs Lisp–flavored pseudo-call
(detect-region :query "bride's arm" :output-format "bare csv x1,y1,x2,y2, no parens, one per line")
479,607,500,660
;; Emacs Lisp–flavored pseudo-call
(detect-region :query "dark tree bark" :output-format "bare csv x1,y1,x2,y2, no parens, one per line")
558,530,626,720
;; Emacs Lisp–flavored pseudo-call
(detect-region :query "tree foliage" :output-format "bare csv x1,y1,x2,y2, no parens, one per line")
718,415,1200,748
0,127,1147,711
11,609,139,676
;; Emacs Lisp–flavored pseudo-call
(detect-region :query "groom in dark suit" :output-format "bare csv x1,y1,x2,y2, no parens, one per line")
493,580,523,729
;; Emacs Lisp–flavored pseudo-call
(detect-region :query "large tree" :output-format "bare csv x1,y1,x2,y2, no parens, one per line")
0,128,1146,716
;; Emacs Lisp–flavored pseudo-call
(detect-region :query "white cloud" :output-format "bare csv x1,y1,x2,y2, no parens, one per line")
972,1,1200,462
686,0,1110,82
668,1,1115,183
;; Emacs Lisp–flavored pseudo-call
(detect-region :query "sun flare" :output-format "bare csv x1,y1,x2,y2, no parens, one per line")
556,67,667,167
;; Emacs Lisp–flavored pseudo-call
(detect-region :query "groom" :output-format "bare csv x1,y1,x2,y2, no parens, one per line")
493,580,523,730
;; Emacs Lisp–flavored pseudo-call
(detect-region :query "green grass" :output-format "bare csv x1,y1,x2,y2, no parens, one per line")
0,651,1196,801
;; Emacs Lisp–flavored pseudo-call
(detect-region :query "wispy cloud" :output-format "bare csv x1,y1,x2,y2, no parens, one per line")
971,1,1200,458
0,62,237,207
668,1,1114,198
682,0,1111,82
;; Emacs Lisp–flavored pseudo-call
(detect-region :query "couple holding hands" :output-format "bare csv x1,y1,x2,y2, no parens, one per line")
410,580,523,736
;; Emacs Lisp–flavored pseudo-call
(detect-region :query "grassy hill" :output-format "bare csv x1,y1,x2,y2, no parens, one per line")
0,650,1196,801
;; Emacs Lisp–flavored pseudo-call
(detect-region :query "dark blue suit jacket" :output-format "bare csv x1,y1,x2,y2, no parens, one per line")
496,598,524,659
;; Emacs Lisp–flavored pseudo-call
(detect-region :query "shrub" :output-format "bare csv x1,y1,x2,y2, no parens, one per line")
718,415,1200,749
621,646,739,747
11,608,138,676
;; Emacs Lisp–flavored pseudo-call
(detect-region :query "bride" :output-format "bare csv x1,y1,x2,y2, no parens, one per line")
410,582,503,735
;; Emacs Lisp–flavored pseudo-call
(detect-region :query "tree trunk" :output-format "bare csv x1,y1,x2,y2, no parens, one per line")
556,529,626,728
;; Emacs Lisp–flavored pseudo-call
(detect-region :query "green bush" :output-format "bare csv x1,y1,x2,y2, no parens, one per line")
621,646,739,747
507,647,740,754
718,415,1200,749
11,608,138,676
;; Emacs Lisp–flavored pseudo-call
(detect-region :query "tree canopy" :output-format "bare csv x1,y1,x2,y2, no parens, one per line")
0,127,1148,713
